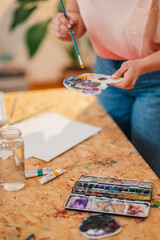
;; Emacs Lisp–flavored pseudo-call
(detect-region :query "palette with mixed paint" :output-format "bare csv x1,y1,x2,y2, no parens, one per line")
63,73,123,95
79,214,122,239
65,175,153,218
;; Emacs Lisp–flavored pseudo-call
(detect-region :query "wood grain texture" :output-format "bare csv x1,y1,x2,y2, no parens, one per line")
0,88,160,240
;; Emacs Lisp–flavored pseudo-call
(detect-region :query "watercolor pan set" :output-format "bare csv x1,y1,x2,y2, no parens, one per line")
65,175,153,218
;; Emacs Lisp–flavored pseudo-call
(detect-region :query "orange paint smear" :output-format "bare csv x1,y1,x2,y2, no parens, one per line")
81,64,84,69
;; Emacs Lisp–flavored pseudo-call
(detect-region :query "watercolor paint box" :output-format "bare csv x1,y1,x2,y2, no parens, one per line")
65,175,153,218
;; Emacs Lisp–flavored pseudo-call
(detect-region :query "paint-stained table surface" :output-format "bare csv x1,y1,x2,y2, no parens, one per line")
0,88,160,240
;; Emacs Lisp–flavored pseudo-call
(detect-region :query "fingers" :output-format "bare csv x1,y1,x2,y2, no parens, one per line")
110,68,135,90
109,82,134,90
112,62,129,78
52,13,69,34
52,13,74,40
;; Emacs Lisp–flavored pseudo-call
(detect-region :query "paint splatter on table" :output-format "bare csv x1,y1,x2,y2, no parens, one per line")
0,89,160,240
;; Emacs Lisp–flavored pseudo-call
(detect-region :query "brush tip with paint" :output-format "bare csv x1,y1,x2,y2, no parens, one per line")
80,64,84,69
78,55,84,69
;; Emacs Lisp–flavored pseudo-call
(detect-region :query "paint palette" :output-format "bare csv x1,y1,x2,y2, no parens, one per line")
65,175,153,218
63,73,123,95
79,214,122,239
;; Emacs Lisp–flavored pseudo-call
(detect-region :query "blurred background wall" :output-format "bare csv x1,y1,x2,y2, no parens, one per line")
0,0,94,91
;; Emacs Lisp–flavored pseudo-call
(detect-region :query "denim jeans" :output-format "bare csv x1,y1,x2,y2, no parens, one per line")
94,55,160,178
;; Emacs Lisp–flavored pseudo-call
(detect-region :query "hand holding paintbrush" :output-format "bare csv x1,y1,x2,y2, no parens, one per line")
52,0,86,69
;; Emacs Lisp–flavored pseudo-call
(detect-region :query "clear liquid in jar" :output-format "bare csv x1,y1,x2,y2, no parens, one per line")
0,144,25,191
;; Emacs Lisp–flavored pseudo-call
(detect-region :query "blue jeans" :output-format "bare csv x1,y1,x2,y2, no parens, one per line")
94,55,160,178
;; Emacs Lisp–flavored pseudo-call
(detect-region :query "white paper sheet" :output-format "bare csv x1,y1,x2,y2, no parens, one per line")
14,113,101,162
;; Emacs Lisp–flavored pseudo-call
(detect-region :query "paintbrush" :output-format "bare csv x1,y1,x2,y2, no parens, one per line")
9,104,53,125
60,0,84,69
7,233,35,240
24,233,35,240
9,97,17,124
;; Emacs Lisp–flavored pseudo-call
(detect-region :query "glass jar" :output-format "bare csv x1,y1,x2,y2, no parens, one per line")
0,127,25,191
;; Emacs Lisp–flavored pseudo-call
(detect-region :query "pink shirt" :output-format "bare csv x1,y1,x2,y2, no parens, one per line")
77,0,160,60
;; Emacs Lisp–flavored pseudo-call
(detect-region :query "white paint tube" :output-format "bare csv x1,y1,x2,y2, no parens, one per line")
25,167,52,178
40,169,66,184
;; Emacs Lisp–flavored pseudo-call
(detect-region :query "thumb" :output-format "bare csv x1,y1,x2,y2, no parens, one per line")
112,63,128,78
68,15,78,26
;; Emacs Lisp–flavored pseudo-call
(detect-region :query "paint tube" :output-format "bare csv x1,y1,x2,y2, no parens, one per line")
40,169,66,184
25,167,52,178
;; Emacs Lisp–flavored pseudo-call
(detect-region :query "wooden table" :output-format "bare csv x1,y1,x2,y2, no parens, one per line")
0,88,160,240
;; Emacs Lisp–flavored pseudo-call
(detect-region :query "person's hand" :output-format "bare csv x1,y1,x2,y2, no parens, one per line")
110,59,143,90
52,12,86,41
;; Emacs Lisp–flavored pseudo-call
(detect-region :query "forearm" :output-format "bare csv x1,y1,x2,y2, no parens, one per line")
139,50,160,75
66,0,79,12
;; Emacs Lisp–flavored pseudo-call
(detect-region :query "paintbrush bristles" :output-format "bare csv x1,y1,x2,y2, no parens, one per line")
78,55,84,69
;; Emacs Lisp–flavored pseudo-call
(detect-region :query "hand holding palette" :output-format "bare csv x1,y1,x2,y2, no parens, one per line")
65,175,153,218
63,73,123,95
